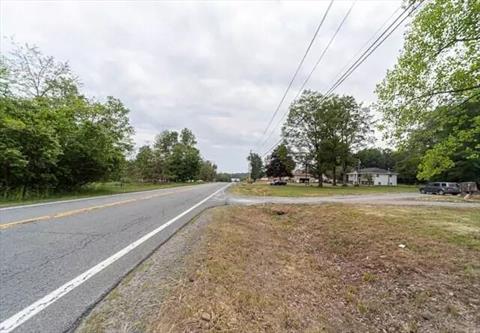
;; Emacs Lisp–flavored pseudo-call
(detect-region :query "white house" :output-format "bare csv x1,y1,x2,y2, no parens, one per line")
347,168,397,186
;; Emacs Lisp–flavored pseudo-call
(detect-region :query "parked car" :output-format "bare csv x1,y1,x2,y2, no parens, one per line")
270,179,287,186
419,182,461,195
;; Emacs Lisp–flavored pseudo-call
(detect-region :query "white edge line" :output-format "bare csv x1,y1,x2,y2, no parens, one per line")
0,183,230,333
0,183,210,211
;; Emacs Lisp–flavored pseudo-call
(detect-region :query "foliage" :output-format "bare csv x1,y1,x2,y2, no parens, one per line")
0,44,134,197
376,0,480,180
215,173,232,182
283,90,370,186
414,99,479,181
130,128,208,183
265,144,295,178
355,148,395,170
199,160,217,182
4,42,79,99
247,152,264,181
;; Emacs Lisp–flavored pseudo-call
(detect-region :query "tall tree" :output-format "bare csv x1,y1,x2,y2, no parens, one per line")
0,43,134,196
247,152,264,182
134,146,156,182
283,91,328,187
180,128,197,146
265,144,295,179
4,42,79,98
167,143,201,182
283,91,369,187
376,0,480,180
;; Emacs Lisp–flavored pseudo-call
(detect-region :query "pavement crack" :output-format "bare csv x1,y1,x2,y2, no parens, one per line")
1,234,102,282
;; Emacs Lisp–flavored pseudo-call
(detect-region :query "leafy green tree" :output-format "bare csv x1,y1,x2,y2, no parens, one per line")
283,91,329,186
215,173,232,182
199,160,217,182
376,0,480,180
180,128,197,146
414,99,479,181
247,152,264,181
265,144,295,178
134,146,156,182
4,42,78,98
0,43,134,197
283,91,369,186
332,99,371,186
168,144,201,182
355,148,395,170
0,98,61,194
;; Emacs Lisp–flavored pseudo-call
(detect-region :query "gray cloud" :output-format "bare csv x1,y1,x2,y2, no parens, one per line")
1,0,405,172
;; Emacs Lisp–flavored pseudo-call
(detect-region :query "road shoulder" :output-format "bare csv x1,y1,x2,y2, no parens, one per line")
74,208,215,333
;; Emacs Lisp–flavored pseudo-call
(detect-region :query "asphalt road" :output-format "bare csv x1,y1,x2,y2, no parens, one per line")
0,183,229,333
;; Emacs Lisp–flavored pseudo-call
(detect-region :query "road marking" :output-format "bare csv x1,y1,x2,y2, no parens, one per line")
0,186,202,230
0,184,229,333
0,184,200,211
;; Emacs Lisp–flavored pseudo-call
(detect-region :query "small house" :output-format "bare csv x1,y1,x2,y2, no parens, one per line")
347,168,397,186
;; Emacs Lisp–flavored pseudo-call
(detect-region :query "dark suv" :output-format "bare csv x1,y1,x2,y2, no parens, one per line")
419,182,460,195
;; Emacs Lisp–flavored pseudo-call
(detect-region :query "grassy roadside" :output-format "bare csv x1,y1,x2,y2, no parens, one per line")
152,204,480,332
230,182,418,197
0,182,198,207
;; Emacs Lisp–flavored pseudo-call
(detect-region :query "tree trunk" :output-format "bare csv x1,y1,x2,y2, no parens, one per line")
317,169,323,187
332,165,336,186
342,161,348,186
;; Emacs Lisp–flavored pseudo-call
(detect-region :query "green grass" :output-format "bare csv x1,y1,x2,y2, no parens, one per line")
0,182,198,207
230,182,418,197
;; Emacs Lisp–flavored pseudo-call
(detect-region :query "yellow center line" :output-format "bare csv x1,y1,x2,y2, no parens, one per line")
0,187,195,230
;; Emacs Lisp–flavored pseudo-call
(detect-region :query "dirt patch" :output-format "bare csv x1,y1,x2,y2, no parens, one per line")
75,210,216,333
151,204,480,332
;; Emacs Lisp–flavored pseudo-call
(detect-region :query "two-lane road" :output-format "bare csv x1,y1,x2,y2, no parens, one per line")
0,183,229,333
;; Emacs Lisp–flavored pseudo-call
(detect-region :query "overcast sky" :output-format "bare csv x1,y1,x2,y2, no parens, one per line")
1,0,407,172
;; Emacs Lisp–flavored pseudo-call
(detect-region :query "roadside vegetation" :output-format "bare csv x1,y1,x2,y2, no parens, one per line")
231,182,417,197
152,204,480,332
0,43,220,203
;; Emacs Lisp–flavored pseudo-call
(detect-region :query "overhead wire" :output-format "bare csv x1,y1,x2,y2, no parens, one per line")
253,0,334,151
258,0,357,152
260,0,423,158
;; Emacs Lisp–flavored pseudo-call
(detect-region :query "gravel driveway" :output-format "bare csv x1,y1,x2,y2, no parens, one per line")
227,192,480,208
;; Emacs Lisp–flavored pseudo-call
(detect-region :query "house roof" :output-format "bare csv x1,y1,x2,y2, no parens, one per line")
347,168,398,175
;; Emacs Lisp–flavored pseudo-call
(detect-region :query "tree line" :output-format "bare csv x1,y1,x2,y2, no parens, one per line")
126,128,217,183
0,44,218,199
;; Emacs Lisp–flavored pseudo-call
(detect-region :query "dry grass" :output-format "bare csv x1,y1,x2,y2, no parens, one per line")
151,204,480,333
415,194,480,203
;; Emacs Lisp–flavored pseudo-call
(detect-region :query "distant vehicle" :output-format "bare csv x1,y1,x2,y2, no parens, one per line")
270,179,287,186
230,178,240,182
419,182,460,195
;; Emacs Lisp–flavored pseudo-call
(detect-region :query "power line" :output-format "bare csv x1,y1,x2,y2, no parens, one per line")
253,0,334,151
325,2,421,96
260,1,422,158
257,1,356,152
